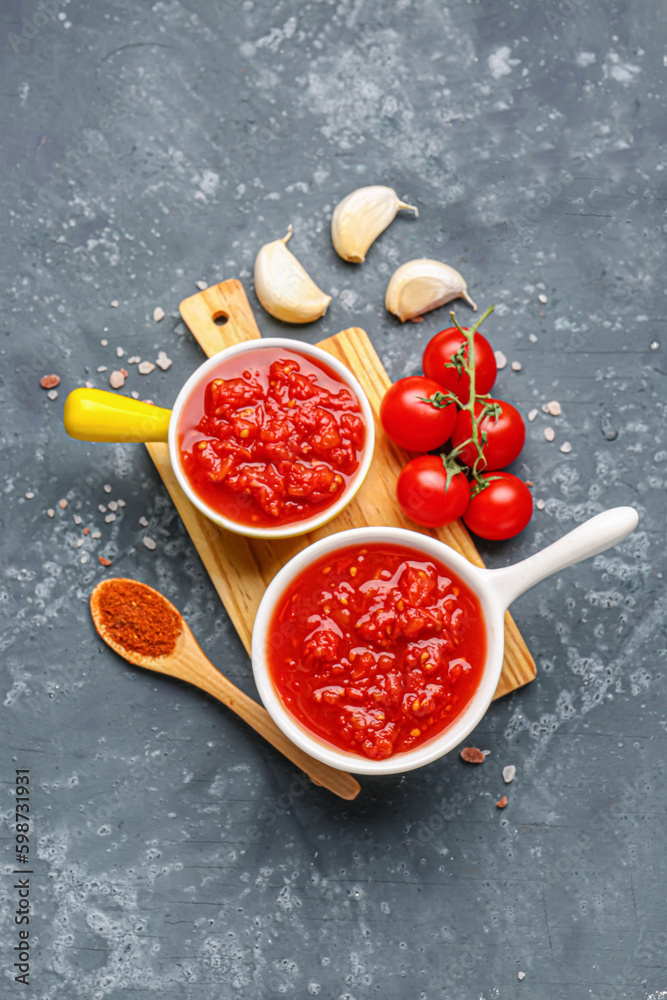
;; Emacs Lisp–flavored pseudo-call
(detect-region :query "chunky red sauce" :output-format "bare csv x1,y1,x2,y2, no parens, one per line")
267,544,486,759
178,348,365,528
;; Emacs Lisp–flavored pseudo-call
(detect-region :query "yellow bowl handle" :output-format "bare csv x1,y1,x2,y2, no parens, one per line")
63,388,172,443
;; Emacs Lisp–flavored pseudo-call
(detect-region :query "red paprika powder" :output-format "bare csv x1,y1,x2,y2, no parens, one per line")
92,579,182,658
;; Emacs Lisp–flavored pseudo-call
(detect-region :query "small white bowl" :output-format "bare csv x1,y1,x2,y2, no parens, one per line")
251,509,638,775
169,338,375,539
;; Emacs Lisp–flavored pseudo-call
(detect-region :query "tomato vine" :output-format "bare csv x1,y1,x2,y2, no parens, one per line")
423,304,501,495
384,304,532,537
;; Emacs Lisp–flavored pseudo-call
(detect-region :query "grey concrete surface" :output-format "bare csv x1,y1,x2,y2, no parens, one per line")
1,1,665,998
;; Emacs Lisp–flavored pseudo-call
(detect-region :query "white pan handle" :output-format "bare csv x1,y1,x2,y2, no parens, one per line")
481,506,639,610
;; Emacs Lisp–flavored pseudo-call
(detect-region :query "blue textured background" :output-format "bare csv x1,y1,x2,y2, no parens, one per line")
1,1,665,997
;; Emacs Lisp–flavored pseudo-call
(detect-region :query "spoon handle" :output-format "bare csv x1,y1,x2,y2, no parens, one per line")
175,639,361,801
482,506,639,609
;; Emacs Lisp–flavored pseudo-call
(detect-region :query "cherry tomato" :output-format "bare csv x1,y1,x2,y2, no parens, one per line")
396,455,470,527
451,399,525,471
462,473,533,540
380,376,457,452
422,327,497,404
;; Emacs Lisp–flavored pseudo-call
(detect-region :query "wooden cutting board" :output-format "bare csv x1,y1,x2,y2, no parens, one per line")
146,279,535,702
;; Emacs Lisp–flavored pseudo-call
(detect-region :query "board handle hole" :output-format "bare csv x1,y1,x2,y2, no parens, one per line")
213,312,229,326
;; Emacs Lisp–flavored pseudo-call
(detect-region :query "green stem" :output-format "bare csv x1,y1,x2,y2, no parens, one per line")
448,304,495,488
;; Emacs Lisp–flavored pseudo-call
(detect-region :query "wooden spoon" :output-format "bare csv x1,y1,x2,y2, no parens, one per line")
90,579,361,801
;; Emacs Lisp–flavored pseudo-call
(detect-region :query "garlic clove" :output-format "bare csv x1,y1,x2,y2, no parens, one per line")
254,226,332,324
385,258,477,322
331,185,418,263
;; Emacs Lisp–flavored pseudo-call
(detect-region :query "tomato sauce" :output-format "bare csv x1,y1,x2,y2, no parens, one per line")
267,544,486,760
178,348,365,528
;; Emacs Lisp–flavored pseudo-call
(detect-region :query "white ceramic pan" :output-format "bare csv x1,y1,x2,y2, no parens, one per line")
63,338,375,539
251,507,639,775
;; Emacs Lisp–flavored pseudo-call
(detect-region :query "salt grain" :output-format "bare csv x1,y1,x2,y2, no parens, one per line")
91,530,101,539
105,513,116,523
502,765,516,783
110,300,119,308
153,306,165,322
59,499,68,509
156,351,172,370
560,441,572,453
127,356,141,364
528,408,538,422
518,972,526,981
139,516,149,527
494,350,507,370
98,504,106,513
138,361,155,375
101,339,108,346
529,333,538,343
97,366,108,373
109,370,126,389
117,499,126,507
47,389,59,400
47,508,55,518
81,553,89,564
25,492,35,499
143,536,157,550
131,391,139,399
546,400,562,416
107,500,118,511
85,381,94,389
650,340,660,351
76,538,84,548
511,361,522,372
116,346,125,358
73,514,82,525
544,427,555,442
196,279,208,290
536,499,545,510
103,484,112,493
538,293,548,304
